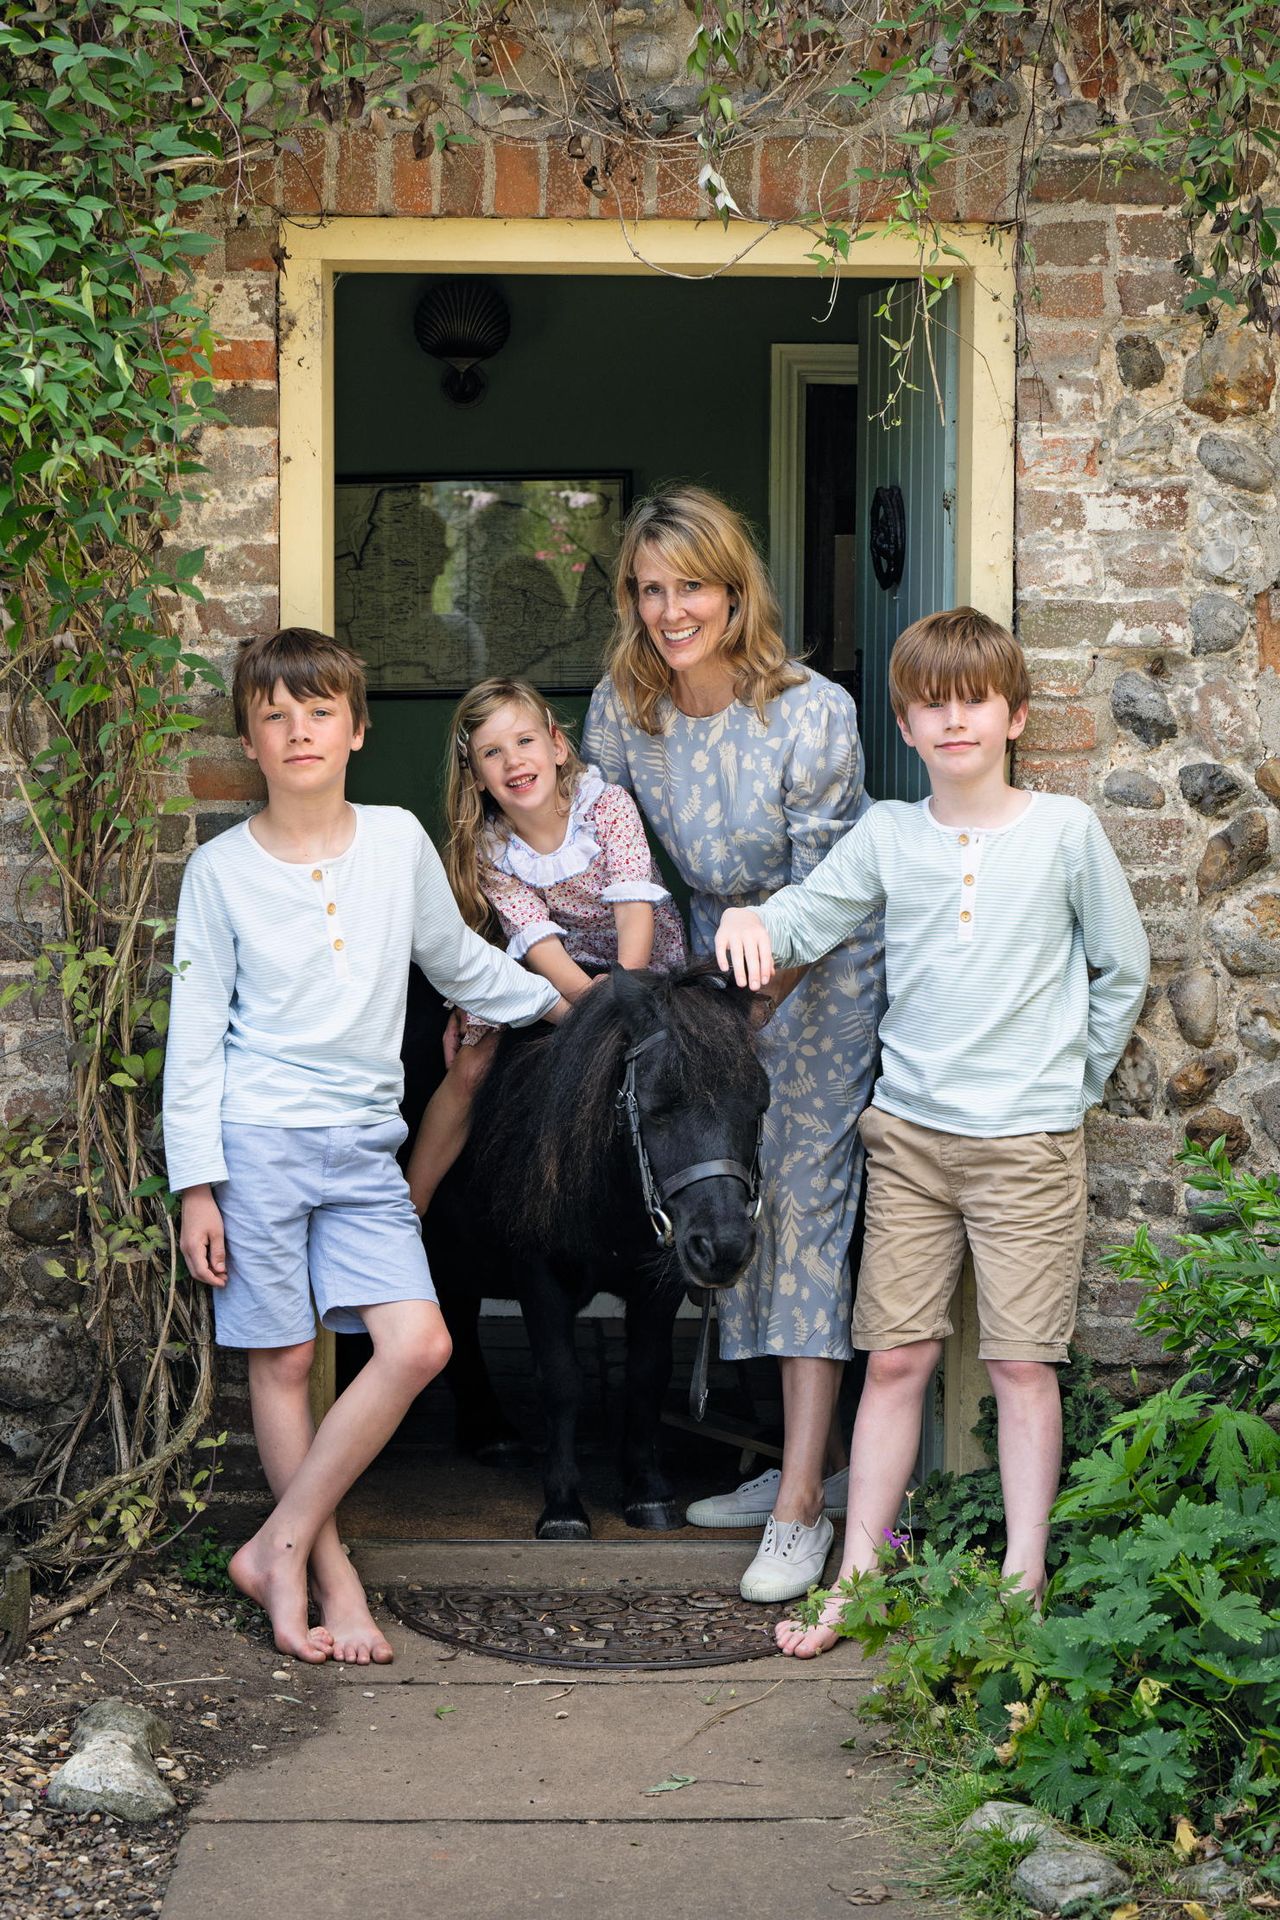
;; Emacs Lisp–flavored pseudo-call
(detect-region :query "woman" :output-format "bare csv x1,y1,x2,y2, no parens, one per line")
583,487,885,1605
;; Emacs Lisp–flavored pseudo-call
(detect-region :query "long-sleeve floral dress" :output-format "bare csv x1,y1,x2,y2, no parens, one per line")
584,670,886,1360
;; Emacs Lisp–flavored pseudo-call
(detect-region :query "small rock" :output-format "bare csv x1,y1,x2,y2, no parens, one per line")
0,1317,86,1411
1190,592,1249,655
1238,986,1280,1058
1115,334,1165,391
1184,327,1277,421
968,77,1021,126
1104,768,1165,809
1111,670,1176,747
1124,79,1168,136
1258,759,1280,806
20,1247,81,1311
1186,677,1261,763
8,1182,78,1246
1168,966,1219,1046
1254,1083,1280,1154
1012,1840,1130,1911
1176,1857,1251,1901
1166,1048,1237,1109
1184,1104,1251,1158
1113,416,1174,464
1054,98,1099,140
1197,808,1272,897
1105,1033,1159,1118
1179,761,1245,817
46,1699,175,1823
1211,885,1280,975
1197,431,1275,493
960,1799,1056,1846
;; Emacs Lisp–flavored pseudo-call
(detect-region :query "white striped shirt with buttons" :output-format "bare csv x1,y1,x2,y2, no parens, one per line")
162,805,560,1192
758,792,1149,1138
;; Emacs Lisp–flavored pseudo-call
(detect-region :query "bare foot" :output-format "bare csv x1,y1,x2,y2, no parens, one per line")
312,1557,394,1666
230,1534,332,1664
775,1589,846,1660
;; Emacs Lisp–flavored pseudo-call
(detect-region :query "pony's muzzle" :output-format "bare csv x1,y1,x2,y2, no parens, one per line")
679,1215,757,1292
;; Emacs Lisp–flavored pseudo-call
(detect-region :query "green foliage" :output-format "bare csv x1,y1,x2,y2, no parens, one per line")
911,1349,1121,1563
1106,1137,1280,1410
170,1525,233,1594
811,1225,1280,1845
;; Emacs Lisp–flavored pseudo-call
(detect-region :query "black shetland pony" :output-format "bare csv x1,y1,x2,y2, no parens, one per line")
417,962,769,1539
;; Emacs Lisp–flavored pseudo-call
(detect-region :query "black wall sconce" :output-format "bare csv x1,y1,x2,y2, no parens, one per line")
414,278,511,406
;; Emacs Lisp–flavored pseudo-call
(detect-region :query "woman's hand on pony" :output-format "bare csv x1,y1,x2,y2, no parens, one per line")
716,907,775,993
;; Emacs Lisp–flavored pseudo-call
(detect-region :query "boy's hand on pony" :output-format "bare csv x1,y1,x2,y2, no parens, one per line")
180,1186,228,1287
716,908,775,993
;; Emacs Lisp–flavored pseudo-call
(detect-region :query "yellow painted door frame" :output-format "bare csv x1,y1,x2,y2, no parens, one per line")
276,216,1016,1473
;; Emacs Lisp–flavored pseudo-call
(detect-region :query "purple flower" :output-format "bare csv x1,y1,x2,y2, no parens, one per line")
882,1528,910,1551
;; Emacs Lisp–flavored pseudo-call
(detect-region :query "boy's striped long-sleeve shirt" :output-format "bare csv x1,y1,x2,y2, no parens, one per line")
758,792,1149,1138
163,805,560,1193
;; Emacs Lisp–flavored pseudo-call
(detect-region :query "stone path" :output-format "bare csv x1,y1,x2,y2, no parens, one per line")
163,1541,932,1920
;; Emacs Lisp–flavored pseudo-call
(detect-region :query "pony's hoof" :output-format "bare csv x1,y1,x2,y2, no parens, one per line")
624,1500,682,1531
535,1514,592,1541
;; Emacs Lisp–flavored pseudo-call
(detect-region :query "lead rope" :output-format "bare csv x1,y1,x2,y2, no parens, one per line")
691,1292,714,1422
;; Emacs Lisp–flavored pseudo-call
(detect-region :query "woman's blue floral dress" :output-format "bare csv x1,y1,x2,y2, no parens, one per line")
584,670,886,1360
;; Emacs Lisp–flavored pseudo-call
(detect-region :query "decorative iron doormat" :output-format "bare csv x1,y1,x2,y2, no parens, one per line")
386,1585,782,1669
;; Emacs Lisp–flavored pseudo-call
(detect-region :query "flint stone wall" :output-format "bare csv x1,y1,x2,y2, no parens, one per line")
1,9,1278,1486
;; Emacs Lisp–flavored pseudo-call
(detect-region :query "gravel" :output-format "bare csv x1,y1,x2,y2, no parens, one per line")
1,1564,335,1918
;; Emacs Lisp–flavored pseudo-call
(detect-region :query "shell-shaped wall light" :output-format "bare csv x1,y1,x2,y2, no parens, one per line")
413,278,511,406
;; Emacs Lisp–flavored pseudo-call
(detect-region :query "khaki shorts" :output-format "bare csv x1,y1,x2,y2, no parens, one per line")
852,1107,1087,1362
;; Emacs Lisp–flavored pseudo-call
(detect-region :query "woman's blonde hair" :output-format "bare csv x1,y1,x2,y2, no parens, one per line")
605,487,806,734
443,677,585,937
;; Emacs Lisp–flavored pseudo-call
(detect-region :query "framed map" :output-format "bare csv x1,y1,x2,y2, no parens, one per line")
334,473,631,695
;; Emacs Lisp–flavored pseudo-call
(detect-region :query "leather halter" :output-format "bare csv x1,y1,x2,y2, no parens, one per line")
616,1028,764,1250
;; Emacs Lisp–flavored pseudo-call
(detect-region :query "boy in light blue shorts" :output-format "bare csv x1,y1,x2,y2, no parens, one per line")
163,628,568,1665
717,608,1149,1655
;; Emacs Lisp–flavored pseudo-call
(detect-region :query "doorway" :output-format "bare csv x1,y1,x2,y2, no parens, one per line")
279,217,1015,1493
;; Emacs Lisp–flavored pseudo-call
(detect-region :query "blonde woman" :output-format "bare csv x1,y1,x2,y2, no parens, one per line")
405,677,685,1216
584,488,886,1605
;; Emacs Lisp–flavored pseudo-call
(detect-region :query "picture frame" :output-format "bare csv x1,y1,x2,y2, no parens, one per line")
334,472,632,696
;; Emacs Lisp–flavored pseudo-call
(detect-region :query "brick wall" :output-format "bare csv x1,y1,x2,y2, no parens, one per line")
4,65,1279,1492
175,116,1280,1416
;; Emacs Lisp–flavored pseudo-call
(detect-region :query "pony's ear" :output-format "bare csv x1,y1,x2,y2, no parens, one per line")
610,964,660,1042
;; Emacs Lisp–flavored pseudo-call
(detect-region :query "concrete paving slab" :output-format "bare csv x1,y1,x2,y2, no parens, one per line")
191,1673,880,1823
165,1816,927,1920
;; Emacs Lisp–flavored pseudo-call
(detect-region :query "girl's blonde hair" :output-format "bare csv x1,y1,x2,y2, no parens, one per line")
443,677,585,937
605,486,806,735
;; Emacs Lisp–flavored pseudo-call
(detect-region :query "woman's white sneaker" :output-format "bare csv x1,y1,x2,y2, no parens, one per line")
685,1466,848,1529
739,1514,834,1603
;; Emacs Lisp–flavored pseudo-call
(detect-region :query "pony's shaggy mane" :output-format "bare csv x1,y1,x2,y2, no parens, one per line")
467,961,760,1256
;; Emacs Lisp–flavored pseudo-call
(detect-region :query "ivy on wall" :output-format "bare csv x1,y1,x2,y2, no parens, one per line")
0,0,1277,1626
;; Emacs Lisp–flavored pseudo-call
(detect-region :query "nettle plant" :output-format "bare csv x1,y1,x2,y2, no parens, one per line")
1,1,1278,1626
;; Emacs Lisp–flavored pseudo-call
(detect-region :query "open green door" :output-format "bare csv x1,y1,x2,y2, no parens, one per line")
854,282,959,803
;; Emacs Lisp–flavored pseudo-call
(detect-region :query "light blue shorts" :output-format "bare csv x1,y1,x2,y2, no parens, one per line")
212,1119,437,1349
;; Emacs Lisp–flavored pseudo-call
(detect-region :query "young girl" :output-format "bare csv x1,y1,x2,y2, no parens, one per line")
406,677,686,1215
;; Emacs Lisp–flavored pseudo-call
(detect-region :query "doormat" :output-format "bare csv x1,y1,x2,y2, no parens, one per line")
386,1585,782,1669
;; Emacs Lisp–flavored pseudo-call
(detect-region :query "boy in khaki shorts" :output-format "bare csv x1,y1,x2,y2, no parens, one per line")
716,608,1148,1655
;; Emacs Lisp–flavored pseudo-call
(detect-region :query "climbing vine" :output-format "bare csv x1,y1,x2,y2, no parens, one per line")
0,0,1277,1628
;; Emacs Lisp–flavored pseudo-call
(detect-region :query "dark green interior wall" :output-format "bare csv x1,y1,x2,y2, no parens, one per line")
337,271,856,837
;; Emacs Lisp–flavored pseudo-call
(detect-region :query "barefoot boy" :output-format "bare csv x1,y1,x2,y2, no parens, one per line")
163,628,569,1664
715,608,1149,1655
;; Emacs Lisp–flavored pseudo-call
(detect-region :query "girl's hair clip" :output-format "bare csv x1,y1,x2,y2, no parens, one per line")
455,725,471,763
